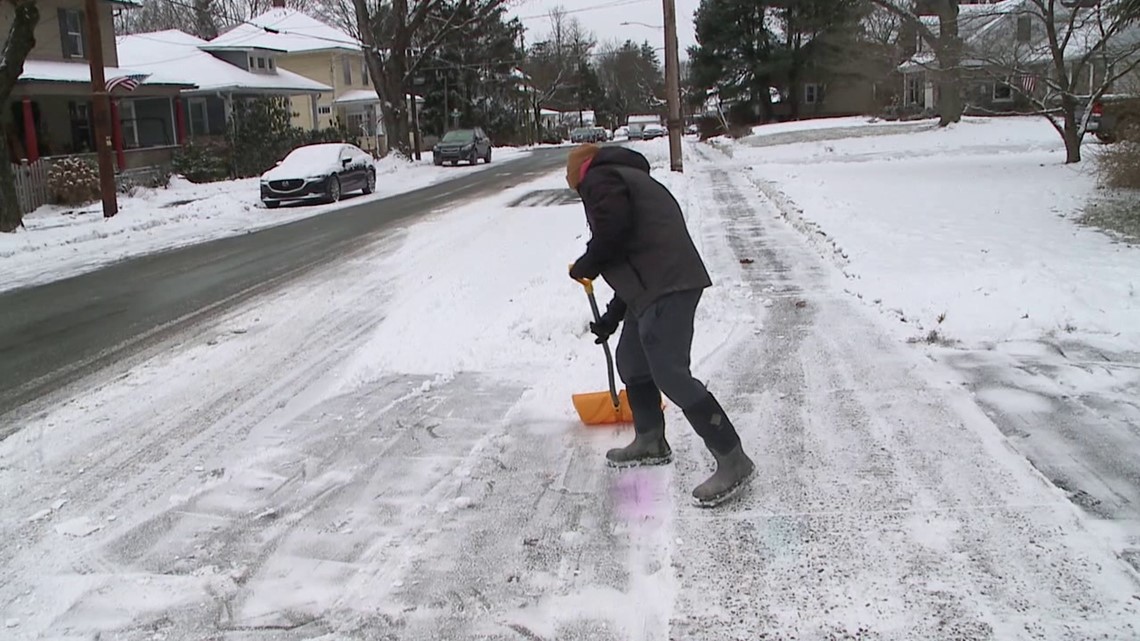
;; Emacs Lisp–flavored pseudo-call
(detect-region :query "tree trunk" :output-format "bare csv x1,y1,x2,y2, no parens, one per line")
0,0,41,233
936,0,962,126
1061,95,1082,163
757,75,774,123
0,116,23,233
380,77,412,158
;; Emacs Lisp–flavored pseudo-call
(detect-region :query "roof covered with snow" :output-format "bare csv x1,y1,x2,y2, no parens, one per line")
17,59,191,87
117,30,332,95
209,8,360,54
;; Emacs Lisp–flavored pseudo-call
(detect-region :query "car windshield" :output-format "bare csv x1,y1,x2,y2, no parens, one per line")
442,130,475,143
278,144,343,171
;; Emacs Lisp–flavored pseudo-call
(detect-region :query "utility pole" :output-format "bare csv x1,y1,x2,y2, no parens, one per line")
663,0,683,172
84,0,118,217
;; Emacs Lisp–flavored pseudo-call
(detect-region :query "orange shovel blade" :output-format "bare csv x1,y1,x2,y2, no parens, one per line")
572,389,634,426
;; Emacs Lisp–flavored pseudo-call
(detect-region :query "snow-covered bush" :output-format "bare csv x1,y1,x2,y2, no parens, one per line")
173,142,231,184
47,157,99,206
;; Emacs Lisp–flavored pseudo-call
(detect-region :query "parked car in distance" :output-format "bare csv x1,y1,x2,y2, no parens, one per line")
433,127,493,165
614,125,629,139
626,123,645,140
642,124,667,140
260,143,375,209
571,126,605,143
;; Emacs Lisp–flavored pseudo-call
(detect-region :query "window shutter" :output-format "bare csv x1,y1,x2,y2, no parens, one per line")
58,9,72,57
78,11,86,58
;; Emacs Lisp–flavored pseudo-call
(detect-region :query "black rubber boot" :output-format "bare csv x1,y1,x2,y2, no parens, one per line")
605,381,673,468
683,393,755,507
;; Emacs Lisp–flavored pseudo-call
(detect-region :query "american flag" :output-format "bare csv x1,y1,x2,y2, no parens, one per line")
105,75,143,93
1019,73,1037,94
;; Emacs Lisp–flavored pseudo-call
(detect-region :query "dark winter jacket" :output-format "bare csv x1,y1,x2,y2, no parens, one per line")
569,146,712,318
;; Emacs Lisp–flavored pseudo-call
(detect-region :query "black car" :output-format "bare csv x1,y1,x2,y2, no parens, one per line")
433,128,493,165
260,143,376,208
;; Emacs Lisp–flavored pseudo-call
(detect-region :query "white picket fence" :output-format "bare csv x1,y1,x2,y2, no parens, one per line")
12,159,50,214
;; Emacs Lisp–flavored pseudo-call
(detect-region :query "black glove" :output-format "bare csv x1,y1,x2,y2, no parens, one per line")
588,296,628,344
589,316,620,344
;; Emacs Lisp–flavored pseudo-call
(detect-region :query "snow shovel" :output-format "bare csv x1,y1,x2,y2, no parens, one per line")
571,275,634,426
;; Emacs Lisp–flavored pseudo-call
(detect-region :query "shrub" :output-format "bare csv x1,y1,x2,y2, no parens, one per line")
48,157,99,206
1097,123,1140,189
173,142,231,184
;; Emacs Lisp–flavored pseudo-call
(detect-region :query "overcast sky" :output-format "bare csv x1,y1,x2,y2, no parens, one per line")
505,0,704,59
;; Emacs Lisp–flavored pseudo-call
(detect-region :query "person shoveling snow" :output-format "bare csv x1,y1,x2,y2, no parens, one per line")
566,143,756,507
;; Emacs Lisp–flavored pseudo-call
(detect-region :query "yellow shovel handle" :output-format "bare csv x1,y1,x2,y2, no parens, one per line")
569,264,594,294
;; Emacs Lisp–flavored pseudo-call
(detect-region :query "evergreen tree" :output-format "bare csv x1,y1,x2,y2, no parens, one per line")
688,0,777,123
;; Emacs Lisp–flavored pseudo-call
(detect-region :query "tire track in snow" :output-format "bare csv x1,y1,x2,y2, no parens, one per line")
0,232,533,638
663,146,1140,640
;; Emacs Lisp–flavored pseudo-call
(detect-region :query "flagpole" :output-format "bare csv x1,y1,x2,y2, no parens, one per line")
85,0,118,218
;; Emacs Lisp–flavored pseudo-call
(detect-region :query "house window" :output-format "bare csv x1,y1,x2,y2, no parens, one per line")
257,57,267,70
905,76,922,105
249,57,255,69
804,83,822,105
59,9,85,59
994,82,1014,102
268,58,275,70
188,98,209,136
342,58,353,85
346,111,366,135
119,100,139,148
1017,15,1032,43
317,105,332,115
68,101,94,153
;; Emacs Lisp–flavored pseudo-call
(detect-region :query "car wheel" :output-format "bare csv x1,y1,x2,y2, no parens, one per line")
363,170,376,194
434,156,443,166
485,148,492,163
264,200,280,209
327,176,342,203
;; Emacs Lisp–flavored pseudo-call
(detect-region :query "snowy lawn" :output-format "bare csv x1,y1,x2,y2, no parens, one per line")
717,115,1140,530
721,116,1138,349
0,146,529,294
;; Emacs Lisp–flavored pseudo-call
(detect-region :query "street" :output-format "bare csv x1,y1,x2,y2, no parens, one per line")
0,148,567,426
0,137,1136,640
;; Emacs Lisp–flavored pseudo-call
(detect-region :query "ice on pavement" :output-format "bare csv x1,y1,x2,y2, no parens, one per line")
0,128,1138,639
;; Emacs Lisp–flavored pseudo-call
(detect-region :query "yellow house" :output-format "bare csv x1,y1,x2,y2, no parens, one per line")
208,4,390,152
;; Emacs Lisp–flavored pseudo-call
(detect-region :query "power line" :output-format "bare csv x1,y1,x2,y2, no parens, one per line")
514,0,653,21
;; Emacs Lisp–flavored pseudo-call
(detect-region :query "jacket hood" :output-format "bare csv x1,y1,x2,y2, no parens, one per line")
588,146,651,174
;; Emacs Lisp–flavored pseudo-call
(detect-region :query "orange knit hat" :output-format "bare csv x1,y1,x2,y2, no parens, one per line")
566,143,601,190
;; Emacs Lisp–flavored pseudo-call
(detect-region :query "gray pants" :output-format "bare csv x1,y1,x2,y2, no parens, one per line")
615,289,709,411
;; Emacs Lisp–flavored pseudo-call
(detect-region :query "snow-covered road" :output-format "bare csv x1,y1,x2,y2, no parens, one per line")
1,139,1137,639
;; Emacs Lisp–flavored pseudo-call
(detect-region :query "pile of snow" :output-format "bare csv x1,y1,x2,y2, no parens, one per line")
0,147,528,294
748,115,932,138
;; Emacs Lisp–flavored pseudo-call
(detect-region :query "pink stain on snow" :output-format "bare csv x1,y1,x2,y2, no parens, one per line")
610,469,667,522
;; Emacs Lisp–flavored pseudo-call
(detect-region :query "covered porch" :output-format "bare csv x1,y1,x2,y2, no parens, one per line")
334,90,425,156
12,61,194,174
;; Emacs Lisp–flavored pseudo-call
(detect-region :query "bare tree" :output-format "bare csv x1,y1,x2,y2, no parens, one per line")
1,0,39,233
520,8,578,139
971,0,1140,163
115,0,342,39
351,0,510,157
